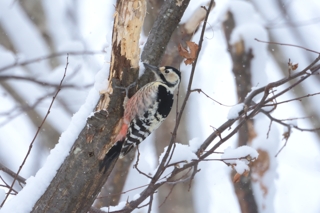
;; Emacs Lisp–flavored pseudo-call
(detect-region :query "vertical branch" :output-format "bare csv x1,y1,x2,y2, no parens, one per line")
154,0,215,188
154,3,214,212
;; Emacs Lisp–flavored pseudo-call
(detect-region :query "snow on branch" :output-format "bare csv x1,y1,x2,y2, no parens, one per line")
221,146,259,174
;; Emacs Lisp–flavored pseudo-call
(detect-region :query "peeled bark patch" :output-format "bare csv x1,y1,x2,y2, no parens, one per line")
97,0,146,111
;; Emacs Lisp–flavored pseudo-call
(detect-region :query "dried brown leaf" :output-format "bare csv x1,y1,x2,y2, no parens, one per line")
178,44,190,58
291,63,298,70
288,59,299,71
178,41,199,65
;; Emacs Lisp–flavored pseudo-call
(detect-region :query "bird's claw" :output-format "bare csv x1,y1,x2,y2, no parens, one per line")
114,82,137,97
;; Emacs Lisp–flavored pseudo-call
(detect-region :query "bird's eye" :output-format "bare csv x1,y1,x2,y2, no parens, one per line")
165,70,169,73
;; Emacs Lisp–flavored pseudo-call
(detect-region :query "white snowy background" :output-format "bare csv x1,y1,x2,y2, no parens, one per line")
1,0,320,212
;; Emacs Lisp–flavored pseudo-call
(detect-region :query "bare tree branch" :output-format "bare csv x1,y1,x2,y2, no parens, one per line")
0,50,104,73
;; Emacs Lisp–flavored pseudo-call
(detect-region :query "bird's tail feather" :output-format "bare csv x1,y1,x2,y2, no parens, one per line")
99,141,123,173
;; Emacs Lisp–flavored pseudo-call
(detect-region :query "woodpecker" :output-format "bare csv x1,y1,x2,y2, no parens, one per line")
99,63,181,172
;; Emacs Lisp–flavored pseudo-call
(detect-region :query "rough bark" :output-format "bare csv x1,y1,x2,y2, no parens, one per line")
140,0,190,86
31,0,146,212
222,11,258,213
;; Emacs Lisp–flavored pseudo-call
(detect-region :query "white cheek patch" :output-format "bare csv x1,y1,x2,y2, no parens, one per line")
167,72,176,82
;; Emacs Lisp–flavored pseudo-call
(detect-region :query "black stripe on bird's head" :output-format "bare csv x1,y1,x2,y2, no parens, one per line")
143,63,181,87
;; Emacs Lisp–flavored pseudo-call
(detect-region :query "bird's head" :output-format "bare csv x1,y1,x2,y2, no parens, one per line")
143,63,181,88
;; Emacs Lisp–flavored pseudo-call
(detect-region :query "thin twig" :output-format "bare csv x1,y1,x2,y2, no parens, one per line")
175,82,181,121
0,75,92,89
266,120,273,139
190,88,234,107
255,38,320,54
280,116,311,121
147,194,153,213
264,91,320,106
276,127,291,157
244,57,320,109
188,164,199,191
0,176,18,194
0,163,26,184
164,142,177,170
158,184,176,208
152,0,214,184
260,109,320,132
263,63,320,105
133,147,152,179
0,50,104,73
0,54,69,207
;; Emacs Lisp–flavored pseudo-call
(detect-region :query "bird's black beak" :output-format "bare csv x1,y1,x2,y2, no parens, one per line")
143,63,161,76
